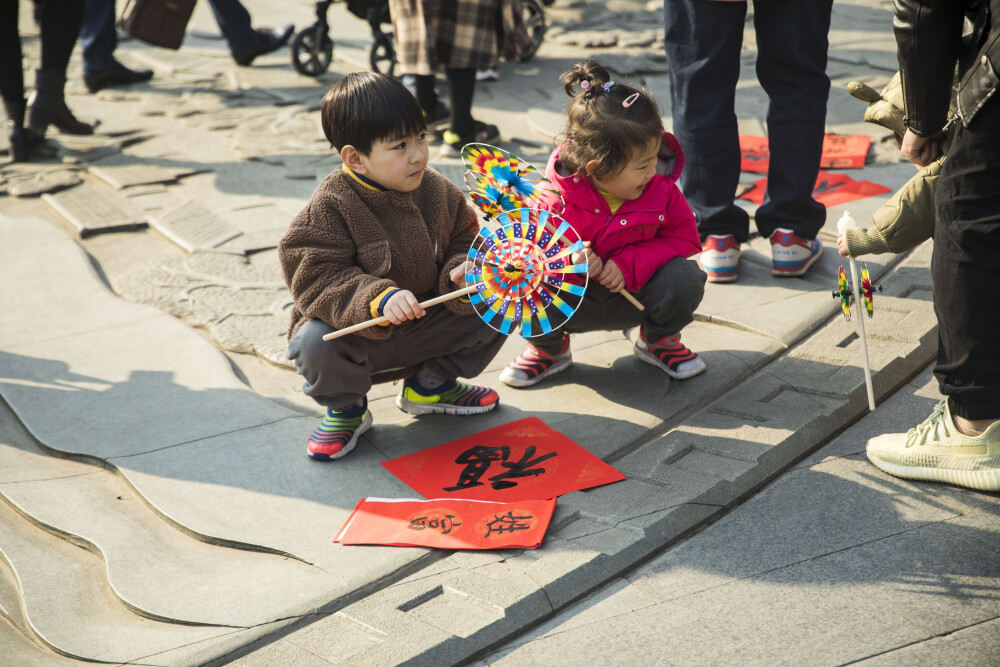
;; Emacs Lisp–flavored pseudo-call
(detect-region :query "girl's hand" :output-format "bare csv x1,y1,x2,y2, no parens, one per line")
383,289,425,324
449,260,474,288
837,232,850,257
571,242,603,278
598,259,625,293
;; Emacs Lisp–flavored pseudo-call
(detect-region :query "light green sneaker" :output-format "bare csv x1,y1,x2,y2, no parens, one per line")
866,399,1000,492
396,378,499,416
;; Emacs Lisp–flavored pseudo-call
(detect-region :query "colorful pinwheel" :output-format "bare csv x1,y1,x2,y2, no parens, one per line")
833,265,852,320
465,207,588,338
461,144,564,219
860,263,880,318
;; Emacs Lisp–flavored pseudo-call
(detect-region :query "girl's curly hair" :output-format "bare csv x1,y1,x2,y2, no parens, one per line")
557,59,663,179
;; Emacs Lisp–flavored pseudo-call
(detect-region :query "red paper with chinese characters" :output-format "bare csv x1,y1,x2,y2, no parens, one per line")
334,497,557,549
739,134,871,172
381,417,625,502
738,170,891,207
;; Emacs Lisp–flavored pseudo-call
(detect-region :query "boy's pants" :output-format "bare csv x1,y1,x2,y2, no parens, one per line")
287,308,504,410
531,257,707,354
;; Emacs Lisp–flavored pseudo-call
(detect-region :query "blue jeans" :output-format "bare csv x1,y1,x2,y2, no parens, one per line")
663,0,832,243
80,0,256,72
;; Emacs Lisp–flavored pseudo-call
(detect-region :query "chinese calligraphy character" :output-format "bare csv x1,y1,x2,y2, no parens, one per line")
443,445,557,492
484,511,534,538
408,514,462,534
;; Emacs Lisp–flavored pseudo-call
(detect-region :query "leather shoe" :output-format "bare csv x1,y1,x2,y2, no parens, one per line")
84,60,154,94
233,25,294,66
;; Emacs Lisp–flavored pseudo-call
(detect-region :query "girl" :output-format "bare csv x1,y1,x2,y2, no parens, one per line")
500,60,707,388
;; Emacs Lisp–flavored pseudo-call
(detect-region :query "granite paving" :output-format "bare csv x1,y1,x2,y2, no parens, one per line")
2,0,987,665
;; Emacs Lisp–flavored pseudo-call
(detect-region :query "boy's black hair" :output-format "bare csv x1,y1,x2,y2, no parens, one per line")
321,71,427,155
558,59,663,179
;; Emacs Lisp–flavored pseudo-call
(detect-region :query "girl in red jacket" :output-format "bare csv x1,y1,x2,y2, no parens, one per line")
500,60,708,388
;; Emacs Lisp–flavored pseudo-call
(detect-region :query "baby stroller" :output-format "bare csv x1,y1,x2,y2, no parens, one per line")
291,0,550,78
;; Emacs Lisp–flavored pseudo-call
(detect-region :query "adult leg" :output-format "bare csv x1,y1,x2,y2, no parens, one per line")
80,0,117,73
0,0,27,161
445,67,477,138
752,0,832,239
207,0,256,55
933,100,1000,422
663,0,749,241
27,0,93,137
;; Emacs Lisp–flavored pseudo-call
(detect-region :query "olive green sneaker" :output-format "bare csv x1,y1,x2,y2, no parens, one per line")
396,378,499,416
866,399,1000,492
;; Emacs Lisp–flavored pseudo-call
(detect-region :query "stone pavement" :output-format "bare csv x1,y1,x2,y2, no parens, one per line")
1,0,994,665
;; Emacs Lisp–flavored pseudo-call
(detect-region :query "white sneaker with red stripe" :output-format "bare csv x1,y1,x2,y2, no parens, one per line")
699,234,741,283
633,328,706,380
499,334,572,388
770,228,823,277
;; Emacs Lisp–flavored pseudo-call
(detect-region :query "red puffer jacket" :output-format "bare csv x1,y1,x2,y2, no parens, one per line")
544,131,701,292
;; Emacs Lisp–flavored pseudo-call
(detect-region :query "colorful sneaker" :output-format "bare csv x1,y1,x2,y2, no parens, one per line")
866,399,1000,492
770,228,823,277
499,334,572,388
307,400,372,461
699,234,741,283
633,328,706,380
439,121,501,158
396,378,499,416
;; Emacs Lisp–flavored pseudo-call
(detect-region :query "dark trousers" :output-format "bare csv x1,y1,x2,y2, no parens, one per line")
532,257,706,354
287,308,504,410
663,0,832,243
79,0,257,73
1,0,83,105
933,98,1000,420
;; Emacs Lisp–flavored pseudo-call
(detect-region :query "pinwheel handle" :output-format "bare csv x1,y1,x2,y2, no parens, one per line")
322,285,479,341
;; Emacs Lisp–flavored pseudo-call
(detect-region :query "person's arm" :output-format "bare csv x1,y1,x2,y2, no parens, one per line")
894,0,966,137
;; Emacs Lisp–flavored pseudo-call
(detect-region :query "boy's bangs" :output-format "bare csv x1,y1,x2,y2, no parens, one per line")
366,84,427,145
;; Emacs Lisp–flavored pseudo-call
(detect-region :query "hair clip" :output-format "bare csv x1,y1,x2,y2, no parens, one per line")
603,81,615,92
580,80,592,91
622,92,640,108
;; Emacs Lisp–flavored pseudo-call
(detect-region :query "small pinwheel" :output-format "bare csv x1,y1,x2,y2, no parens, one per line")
461,144,564,219
860,263,882,318
833,265,852,320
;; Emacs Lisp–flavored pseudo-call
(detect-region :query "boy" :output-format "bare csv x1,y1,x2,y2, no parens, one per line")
280,71,504,461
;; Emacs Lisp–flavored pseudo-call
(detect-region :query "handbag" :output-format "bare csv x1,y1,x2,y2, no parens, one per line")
117,0,198,50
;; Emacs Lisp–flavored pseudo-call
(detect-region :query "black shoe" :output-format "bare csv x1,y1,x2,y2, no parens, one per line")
422,102,450,127
84,60,154,94
26,69,94,137
233,25,294,66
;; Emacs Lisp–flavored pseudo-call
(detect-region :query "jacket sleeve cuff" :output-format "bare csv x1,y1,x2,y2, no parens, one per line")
844,227,892,257
370,287,401,324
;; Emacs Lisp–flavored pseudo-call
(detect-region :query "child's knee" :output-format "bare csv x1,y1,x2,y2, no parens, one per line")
287,319,337,368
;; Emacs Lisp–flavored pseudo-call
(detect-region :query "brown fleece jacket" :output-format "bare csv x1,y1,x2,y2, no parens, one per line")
280,167,479,340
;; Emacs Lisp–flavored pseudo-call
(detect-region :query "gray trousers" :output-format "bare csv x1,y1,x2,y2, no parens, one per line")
287,308,504,409
533,256,707,353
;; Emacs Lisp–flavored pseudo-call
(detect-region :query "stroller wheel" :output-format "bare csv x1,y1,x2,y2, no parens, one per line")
519,0,546,62
291,25,333,77
369,32,396,77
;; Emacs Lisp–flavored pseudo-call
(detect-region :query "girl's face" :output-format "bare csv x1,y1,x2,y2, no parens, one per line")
589,136,661,201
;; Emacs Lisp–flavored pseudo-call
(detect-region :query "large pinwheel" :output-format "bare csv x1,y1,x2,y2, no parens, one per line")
466,207,588,337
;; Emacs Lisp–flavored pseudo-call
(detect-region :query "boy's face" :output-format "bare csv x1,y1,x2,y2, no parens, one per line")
590,136,661,202
355,131,429,192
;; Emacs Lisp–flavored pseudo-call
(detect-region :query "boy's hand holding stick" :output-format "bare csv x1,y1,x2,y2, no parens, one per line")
322,262,477,341
572,242,644,311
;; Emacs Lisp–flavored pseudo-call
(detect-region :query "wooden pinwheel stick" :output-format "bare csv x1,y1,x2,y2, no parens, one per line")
837,211,876,412
322,285,478,341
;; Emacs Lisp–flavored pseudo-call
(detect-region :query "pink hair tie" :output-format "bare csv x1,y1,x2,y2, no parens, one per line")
580,80,592,91
622,92,640,108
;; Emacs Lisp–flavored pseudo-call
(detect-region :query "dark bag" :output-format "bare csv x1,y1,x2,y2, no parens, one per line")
117,0,198,50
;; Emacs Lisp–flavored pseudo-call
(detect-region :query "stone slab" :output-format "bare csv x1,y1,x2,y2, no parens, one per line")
41,183,143,237
147,199,243,252
87,156,203,189
0,501,231,663
854,617,1000,666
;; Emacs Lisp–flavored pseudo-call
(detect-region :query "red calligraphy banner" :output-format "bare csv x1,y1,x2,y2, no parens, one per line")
738,170,891,207
381,417,625,502
334,497,557,549
740,134,871,173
